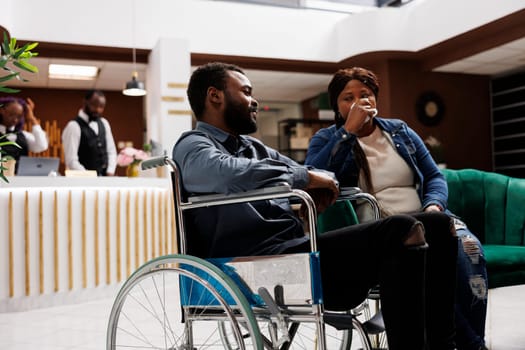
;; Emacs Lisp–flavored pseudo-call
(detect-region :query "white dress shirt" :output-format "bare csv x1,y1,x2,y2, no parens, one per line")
61,109,117,174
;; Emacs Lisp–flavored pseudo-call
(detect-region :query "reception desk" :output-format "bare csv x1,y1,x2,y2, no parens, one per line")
0,176,176,312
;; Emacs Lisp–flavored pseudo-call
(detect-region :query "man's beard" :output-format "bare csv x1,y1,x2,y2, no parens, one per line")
224,93,257,135
85,107,100,120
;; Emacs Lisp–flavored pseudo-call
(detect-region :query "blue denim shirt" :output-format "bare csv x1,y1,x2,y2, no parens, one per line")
172,121,314,258
305,117,448,211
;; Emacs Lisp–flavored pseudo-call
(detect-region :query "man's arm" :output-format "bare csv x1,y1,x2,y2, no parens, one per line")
173,132,339,213
102,118,117,175
174,133,310,194
61,121,85,170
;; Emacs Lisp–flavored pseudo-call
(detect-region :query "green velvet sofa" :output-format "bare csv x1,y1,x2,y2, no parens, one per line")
317,168,525,289
441,168,525,289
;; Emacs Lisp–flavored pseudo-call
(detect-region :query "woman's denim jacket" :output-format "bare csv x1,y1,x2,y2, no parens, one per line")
305,117,448,211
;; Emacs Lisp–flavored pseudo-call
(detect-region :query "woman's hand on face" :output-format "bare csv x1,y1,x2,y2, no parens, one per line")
343,97,376,134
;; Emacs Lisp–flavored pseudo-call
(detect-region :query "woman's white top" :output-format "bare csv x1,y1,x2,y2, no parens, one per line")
357,126,422,218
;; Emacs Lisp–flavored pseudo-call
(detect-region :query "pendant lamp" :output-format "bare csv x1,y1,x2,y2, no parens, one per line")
122,2,146,97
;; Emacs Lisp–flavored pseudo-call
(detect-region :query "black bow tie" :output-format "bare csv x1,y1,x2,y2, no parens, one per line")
89,116,99,123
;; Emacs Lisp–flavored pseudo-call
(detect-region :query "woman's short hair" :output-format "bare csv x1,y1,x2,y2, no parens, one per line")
327,67,379,113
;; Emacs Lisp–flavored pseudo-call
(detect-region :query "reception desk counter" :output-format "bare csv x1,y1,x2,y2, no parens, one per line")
0,176,176,312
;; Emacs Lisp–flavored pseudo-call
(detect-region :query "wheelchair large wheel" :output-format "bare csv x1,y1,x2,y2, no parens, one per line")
107,254,263,350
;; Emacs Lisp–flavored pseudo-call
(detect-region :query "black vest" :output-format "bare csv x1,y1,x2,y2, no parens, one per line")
0,129,28,174
75,117,108,176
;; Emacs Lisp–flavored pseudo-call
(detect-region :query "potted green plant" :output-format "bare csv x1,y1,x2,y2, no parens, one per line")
0,33,39,182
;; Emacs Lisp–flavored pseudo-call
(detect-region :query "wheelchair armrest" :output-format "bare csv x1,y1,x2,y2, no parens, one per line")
338,187,381,221
187,183,293,205
182,184,319,252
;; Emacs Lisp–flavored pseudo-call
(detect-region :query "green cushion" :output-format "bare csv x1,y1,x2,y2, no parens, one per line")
317,200,359,234
484,245,525,271
485,245,525,289
442,168,525,246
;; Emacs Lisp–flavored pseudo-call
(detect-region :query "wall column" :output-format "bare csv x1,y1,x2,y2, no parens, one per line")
145,37,193,169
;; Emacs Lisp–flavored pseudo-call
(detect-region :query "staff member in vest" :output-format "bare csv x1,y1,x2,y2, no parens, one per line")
62,90,117,176
0,97,49,172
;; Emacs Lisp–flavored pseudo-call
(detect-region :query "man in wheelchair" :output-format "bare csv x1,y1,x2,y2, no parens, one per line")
172,62,458,350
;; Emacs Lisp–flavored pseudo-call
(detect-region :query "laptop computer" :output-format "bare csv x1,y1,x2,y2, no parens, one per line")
16,156,60,176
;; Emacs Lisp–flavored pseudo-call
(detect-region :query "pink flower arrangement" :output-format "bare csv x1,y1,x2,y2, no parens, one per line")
117,147,149,167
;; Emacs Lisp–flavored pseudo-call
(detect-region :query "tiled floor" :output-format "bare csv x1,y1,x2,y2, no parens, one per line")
0,284,524,349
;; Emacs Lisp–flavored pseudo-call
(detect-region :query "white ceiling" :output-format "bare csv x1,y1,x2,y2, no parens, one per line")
6,35,525,103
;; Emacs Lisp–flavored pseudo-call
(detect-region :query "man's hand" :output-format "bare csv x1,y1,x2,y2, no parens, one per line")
305,170,339,213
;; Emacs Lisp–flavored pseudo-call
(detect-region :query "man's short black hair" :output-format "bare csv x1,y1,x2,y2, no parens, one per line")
187,62,244,120
85,89,105,100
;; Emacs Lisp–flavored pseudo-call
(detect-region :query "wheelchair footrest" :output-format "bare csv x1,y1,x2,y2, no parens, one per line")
361,310,385,335
323,311,355,330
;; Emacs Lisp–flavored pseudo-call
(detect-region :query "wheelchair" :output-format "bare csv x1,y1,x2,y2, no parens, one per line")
106,155,388,350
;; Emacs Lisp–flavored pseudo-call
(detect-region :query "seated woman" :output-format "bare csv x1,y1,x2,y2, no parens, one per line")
0,97,48,173
305,67,488,350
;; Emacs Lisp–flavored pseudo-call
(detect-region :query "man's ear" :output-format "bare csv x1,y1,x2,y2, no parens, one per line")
207,87,223,104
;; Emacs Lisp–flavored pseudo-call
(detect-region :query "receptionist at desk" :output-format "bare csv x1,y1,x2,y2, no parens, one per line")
0,96,49,174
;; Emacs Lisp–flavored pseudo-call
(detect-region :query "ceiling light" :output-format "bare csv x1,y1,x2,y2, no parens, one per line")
48,64,99,80
123,71,147,96
123,0,146,97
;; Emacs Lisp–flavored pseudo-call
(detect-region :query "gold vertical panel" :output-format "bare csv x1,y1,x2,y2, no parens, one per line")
8,193,14,297
151,191,156,258
116,191,122,282
126,190,131,278
158,192,163,256
24,191,30,296
143,189,148,262
135,191,139,269
68,191,73,290
39,191,44,294
105,190,111,285
94,191,100,286
54,191,59,292
82,191,87,289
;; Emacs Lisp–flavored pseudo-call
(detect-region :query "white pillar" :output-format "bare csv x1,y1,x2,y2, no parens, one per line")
146,37,192,170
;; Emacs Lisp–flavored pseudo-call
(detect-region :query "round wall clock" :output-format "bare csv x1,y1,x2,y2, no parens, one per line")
416,91,445,126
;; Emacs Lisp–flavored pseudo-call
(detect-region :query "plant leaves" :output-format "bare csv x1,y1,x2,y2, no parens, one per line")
12,60,39,73
1,33,10,55
0,86,20,93
0,173,9,183
0,72,19,82
0,140,21,148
